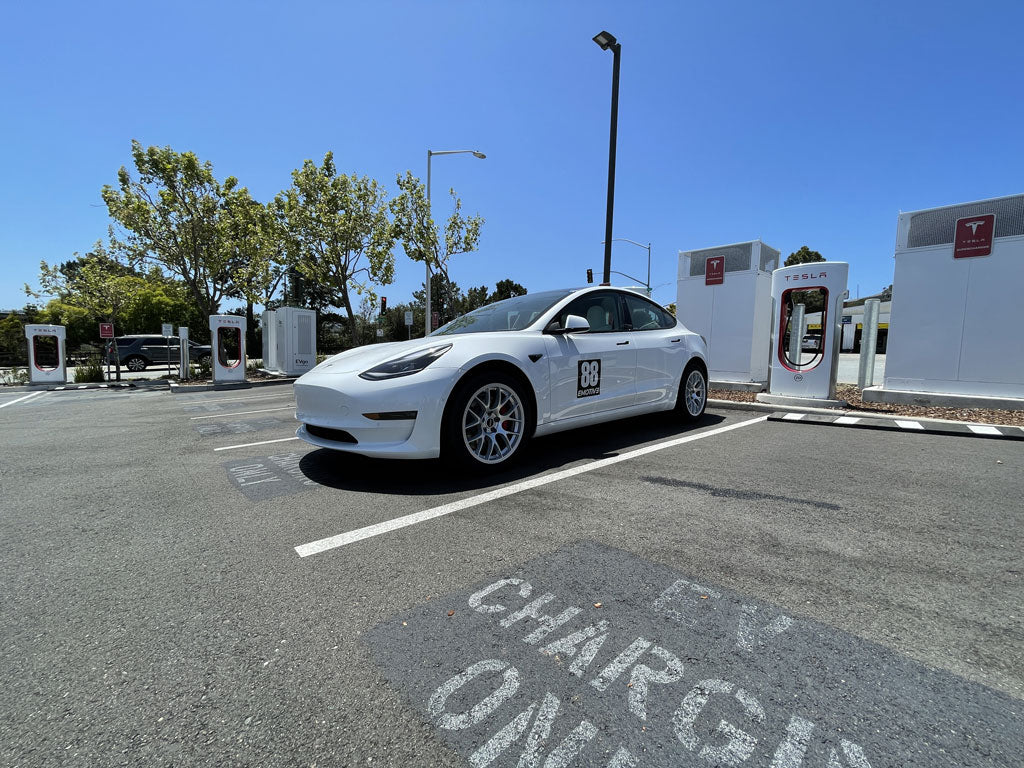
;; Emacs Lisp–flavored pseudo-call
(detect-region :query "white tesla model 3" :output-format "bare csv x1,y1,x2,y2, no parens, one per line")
294,286,708,469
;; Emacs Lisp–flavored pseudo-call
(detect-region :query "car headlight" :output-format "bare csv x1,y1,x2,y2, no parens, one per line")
358,344,453,381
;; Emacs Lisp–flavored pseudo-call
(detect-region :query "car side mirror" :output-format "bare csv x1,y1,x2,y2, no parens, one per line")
545,314,591,335
564,314,590,333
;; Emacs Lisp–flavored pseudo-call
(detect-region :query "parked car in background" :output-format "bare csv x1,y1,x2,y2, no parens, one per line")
113,335,212,371
801,334,821,352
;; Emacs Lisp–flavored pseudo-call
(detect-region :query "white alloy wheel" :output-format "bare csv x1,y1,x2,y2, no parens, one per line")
460,382,526,465
679,365,707,421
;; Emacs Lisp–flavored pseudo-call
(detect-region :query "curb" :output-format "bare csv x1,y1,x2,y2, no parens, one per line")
766,410,1024,441
49,382,136,391
169,377,298,394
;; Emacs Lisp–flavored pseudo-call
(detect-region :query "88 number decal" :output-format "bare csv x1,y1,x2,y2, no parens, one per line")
577,359,601,398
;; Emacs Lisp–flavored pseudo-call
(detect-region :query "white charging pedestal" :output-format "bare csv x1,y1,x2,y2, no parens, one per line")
864,193,1024,406
261,307,316,376
676,241,779,390
25,324,67,385
757,262,849,407
209,315,246,383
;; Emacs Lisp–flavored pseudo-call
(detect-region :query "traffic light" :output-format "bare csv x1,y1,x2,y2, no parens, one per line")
586,268,594,283
381,296,387,313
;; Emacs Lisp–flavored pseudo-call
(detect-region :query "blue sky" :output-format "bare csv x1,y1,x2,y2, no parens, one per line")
2,0,1022,314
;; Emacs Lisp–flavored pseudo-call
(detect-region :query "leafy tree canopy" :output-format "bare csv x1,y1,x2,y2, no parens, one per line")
102,140,236,318
276,152,395,346
784,246,825,267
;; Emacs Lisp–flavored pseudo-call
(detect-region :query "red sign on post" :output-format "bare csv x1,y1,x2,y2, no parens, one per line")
99,323,114,338
705,256,725,286
954,214,995,259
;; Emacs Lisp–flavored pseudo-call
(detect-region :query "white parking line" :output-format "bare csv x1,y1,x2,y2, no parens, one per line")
0,391,46,409
214,436,301,452
178,393,295,406
190,407,294,420
294,415,769,558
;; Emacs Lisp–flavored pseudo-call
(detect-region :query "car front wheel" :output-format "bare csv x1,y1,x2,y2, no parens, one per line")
444,372,530,469
676,362,707,421
124,356,147,372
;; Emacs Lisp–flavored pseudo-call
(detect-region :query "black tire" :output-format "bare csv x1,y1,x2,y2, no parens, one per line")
124,355,147,372
675,361,707,422
443,371,532,470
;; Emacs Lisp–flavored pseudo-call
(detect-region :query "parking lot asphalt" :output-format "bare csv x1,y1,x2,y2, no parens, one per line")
1,385,1021,767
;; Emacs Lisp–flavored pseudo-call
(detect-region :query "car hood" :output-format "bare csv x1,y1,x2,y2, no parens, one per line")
309,339,456,374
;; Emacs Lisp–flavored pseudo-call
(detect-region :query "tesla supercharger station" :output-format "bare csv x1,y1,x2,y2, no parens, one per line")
261,307,316,376
209,315,246,383
676,240,779,387
24,324,67,385
873,193,1024,400
761,262,849,403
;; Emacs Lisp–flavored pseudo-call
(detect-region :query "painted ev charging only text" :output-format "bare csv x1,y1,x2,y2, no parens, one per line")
367,542,1021,767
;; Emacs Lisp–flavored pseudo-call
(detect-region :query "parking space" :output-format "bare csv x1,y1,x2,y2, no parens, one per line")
1,385,1021,766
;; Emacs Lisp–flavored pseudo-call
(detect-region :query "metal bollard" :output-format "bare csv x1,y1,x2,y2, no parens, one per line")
789,303,805,365
857,299,880,389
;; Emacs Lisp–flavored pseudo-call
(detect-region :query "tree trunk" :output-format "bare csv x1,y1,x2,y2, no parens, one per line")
341,286,358,348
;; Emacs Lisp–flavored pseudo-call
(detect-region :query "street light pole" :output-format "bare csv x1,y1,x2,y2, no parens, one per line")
593,30,621,286
424,149,486,337
601,237,651,293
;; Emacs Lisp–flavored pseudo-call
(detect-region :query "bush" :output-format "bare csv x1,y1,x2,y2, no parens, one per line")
1,367,29,386
73,356,105,383
193,356,212,380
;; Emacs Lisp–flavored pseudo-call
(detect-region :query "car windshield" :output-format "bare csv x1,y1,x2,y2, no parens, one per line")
432,290,573,335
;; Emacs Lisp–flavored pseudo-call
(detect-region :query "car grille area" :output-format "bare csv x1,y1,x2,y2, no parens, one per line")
305,424,358,444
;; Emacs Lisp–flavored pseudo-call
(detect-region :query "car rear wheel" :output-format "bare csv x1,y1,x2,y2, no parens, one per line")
124,356,147,372
444,372,530,469
675,362,707,421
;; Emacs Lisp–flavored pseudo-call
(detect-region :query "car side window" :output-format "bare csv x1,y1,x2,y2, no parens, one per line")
557,292,623,333
622,294,677,331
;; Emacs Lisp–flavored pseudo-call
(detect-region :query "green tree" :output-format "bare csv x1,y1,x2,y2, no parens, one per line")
27,246,200,366
488,279,527,303
783,246,827,315
276,153,395,347
784,246,825,267
102,140,235,318
0,311,29,365
222,188,287,349
390,171,484,326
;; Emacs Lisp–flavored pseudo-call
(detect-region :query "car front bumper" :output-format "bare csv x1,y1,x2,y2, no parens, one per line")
293,367,455,459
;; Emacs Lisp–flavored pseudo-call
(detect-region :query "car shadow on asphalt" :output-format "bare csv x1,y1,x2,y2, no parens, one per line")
297,412,726,496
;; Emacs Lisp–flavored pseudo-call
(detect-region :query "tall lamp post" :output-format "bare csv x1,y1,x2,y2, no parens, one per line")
600,237,651,294
425,149,486,337
593,30,621,286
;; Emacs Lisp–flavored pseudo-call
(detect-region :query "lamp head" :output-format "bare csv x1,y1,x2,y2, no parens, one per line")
472,151,486,159
593,31,618,50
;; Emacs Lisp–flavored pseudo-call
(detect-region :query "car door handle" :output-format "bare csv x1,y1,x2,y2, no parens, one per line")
669,338,681,343
616,340,629,346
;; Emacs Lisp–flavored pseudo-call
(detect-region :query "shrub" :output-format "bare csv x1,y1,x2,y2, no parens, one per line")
73,356,105,383
193,356,212,380
1,367,30,386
